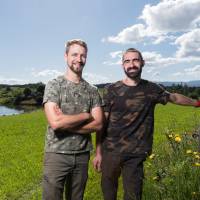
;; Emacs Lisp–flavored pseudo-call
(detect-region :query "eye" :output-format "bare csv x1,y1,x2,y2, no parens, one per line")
133,58,140,63
123,59,130,64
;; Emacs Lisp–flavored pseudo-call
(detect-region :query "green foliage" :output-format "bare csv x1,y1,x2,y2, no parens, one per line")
0,83,45,106
23,87,32,97
0,105,200,199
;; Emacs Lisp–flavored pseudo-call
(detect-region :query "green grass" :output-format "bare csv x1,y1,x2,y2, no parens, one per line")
0,104,200,199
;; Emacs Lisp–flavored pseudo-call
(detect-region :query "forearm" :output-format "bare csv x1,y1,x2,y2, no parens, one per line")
69,119,103,134
169,93,197,106
50,112,91,131
95,130,102,155
70,106,104,134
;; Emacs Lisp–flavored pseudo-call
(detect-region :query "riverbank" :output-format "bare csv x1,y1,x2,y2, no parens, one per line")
0,105,41,116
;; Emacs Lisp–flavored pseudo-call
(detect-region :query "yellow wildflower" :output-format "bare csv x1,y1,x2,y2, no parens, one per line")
186,150,192,154
168,134,173,138
149,154,155,159
195,155,200,159
193,151,198,155
152,176,159,181
194,162,200,167
192,192,196,195
174,136,181,143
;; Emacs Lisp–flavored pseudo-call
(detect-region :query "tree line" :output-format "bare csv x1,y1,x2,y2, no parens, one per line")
0,82,199,107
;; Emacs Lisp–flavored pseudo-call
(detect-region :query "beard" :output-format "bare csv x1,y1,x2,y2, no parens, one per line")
124,66,142,79
69,62,85,75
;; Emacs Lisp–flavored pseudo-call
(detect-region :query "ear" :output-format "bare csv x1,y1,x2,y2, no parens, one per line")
141,60,145,67
64,53,68,62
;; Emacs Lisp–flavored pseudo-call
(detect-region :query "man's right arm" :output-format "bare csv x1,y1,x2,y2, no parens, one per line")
44,101,91,131
93,112,109,171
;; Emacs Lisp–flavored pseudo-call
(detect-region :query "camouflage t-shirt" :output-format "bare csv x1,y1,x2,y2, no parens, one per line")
102,79,170,156
43,75,102,154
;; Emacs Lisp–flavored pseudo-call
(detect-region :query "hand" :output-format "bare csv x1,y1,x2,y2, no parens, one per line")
195,100,200,107
92,153,102,172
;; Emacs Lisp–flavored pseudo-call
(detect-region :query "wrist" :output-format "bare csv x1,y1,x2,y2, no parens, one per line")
195,100,200,107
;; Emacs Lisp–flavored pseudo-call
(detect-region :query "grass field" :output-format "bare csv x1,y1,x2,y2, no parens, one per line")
0,104,200,199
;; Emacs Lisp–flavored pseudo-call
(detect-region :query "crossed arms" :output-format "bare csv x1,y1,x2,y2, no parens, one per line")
44,101,104,134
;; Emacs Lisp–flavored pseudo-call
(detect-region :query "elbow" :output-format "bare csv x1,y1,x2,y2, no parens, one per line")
49,121,60,131
95,122,103,132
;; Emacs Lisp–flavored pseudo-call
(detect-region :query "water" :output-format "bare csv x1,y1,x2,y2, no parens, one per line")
0,106,24,116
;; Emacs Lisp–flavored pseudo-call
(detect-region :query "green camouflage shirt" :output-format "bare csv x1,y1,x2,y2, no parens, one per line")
43,75,102,154
102,80,170,156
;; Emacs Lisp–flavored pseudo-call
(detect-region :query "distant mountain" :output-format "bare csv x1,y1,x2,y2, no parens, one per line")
158,80,200,87
96,80,200,88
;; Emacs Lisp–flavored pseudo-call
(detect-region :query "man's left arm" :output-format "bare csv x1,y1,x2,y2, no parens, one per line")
169,93,200,107
69,106,104,134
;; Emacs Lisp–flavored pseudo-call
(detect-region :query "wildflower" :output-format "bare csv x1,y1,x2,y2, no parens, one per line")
195,155,200,159
193,151,198,155
194,162,200,167
174,135,181,143
152,176,160,181
168,134,173,139
149,154,155,159
192,191,198,196
186,149,192,154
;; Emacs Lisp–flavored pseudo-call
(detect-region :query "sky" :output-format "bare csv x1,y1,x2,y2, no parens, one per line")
1,0,200,85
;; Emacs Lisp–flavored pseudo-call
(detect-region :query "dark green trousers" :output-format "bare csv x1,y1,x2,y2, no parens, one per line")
42,152,90,200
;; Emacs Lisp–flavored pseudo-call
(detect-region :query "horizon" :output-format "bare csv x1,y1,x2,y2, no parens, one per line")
1,0,200,85
1,79,200,87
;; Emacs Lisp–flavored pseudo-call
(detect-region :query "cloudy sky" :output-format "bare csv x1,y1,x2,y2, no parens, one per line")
1,0,200,85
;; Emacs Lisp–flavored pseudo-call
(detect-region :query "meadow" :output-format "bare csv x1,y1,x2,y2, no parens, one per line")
0,104,200,200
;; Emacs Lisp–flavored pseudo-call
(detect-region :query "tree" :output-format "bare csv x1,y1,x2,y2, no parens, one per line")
23,87,32,97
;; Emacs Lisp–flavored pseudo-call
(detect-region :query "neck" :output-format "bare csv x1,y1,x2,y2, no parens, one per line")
65,68,82,83
122,77,141,86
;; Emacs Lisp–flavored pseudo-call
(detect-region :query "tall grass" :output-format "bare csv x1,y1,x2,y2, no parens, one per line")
0,104,200,199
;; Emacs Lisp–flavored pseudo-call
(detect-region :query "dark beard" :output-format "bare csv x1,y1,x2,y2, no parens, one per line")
124,67,142,79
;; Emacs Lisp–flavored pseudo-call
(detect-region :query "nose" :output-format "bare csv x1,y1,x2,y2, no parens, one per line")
77,55,82,62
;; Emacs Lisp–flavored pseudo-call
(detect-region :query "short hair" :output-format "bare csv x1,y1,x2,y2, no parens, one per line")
65,39,88,54
122,48,144,62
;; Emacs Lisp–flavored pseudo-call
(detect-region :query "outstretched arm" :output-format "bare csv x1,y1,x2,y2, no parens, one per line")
169,93,200,107
44,102,92,131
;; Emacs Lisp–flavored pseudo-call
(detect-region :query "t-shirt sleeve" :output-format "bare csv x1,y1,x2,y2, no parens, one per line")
90,87,103,109
154,84,170,105
102,85,114,112
43,79,60,106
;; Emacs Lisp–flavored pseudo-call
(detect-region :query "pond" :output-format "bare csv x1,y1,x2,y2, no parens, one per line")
0,105,24,116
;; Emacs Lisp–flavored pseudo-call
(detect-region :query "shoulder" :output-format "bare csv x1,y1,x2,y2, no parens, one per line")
46,75,64,86
141,79,166,91
105,81,122,91
82,79,98,91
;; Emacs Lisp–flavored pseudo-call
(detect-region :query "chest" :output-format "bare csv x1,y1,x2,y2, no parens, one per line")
111,88,157,113
59,84,92,114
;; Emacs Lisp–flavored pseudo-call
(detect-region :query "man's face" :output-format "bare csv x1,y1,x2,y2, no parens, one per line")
122,52,143,79
65,44,87,74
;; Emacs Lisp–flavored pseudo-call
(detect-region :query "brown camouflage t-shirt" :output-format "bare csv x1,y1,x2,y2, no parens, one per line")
102,80,170,156
43,75,102,154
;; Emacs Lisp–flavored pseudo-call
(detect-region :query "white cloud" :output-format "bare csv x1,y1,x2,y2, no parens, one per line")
103,0,200,45
184,65,200,73
83,72,110,84
172,72,184,77
172,65,200,80
140,0,200,33
32,69,62,77
0,77,31,85
110,51,122,59
175,29,200,58
103,24,147,44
